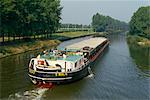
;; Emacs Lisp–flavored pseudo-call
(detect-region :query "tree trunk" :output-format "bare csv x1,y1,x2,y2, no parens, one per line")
2,32,4,43
34,34,35,39
46,32,49,39
13,33,15,41
19,33,21,40
8,33,10,42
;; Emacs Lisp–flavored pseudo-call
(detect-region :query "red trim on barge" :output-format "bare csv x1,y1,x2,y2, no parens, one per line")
90,40,109,62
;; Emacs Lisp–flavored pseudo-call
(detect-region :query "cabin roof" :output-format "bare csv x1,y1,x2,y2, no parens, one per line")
65,37,107,50
41,52,83,62
58,55,82,62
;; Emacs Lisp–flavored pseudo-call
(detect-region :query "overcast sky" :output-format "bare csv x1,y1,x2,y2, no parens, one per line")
60,0,150,25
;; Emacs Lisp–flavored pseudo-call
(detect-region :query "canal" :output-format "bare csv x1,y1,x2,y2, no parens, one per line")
0,34,149,100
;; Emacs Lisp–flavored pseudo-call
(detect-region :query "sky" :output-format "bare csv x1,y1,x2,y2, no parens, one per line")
60,0,150,25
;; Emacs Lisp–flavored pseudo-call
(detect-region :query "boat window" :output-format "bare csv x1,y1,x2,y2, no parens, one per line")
56,64,62,68
75,62,77,68
67,69,72,72
79,59,82,65
83,52,89,58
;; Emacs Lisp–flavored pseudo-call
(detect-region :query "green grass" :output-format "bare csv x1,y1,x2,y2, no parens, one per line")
50,31,95,40
0,31,94,42
127,35,150,47
0,40,60,58
127,35,150,71
53,31,94,38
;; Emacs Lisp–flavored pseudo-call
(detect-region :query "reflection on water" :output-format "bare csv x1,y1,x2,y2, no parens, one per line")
0,51,36,98
128,43,150,75
0,34,149,100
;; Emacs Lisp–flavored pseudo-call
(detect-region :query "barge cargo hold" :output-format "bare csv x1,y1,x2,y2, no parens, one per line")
28,37,109,84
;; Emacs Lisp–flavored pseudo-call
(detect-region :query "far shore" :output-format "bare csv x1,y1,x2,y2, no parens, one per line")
127,34,150,71
126,35,150,47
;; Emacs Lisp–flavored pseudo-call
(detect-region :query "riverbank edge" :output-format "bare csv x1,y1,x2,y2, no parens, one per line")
0,33,97,59
126,35,150,71
0,40,61,59
126,35,150,47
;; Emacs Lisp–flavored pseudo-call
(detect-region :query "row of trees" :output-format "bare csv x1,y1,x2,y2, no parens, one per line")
129,6,150,39
58,24,91,32
92,13,128,32
61,24,90,28
0,0,62,42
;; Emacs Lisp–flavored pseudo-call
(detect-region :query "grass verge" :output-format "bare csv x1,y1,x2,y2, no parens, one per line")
127,35,150,47
0,40,60,58
127,35,150,71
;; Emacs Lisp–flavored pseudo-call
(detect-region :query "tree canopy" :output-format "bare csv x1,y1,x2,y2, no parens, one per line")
129,6,150,39
92,13,128,32
61,24,90,29
0,0,62,39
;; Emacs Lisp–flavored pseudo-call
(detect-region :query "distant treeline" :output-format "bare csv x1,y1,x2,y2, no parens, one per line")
61,24,90,28
58,24,91,32
92,13,128,33
0,0,62,42
129,6,150,39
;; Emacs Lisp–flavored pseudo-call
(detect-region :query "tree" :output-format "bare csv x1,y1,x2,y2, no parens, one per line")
0,0,62,43
92,13,128,32
1,0,20,42
129,6,150,39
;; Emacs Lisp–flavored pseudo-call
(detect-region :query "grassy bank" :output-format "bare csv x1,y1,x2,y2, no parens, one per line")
127,35,150,47
0,40,60,58
0,31,95,58
127,35,150,71
51,31,95,40
54,31,92,37
0,31,94,43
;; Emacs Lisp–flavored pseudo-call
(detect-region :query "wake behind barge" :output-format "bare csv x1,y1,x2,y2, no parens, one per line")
28,37,109,84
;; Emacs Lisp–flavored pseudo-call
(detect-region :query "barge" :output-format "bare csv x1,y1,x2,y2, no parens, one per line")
28,37,109,84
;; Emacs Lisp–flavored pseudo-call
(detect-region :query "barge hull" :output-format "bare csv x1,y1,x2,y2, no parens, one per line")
29,65,89,84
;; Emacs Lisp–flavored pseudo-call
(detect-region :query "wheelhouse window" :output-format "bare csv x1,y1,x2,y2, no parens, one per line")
79,59,82,65
75,62,77,68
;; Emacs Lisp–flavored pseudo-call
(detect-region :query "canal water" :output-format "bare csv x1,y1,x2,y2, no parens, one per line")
0,34,149,100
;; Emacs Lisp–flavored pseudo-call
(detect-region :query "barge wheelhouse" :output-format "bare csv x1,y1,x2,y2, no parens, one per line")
28,37,109,84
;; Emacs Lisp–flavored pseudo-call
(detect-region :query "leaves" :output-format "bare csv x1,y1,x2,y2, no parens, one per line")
0,0,62,37
129,6,150,39
92,13,128,32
